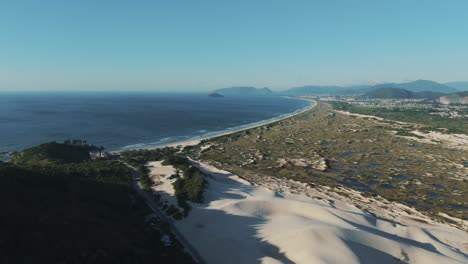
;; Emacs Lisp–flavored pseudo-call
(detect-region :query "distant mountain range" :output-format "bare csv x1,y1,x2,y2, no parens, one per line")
210,80,467,96
285,80,458,95
365,88,444,99
371,80,457,93
444,82,468,91
364,87,467,104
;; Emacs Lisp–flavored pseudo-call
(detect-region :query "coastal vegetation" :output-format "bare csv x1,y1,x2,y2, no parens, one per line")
185,102,467,222
0,142,194,263
160,155,207,210
122,149,207,216
12,141,92,165
329,101,468,134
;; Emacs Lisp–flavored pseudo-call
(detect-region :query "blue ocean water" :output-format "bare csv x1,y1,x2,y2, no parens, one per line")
0,92,311,153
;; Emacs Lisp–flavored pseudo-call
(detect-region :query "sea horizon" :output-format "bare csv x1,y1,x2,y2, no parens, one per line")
0,92,311,156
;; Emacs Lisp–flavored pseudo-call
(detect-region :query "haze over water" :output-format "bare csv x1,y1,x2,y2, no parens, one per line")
0,92,310,153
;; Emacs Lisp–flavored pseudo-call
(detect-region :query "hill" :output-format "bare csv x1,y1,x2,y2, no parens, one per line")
0,143,194,263
212,87,273,96
208,92,224,98
365,88,445,99
439,91,468,104
365,87,414,99
12,142,91,165
413,91,445,98
282,80,456,96
371,80,457,93
445,81,468,91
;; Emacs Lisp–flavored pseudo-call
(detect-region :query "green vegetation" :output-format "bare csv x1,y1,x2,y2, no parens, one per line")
330,101,467,134
122,149,207,217
173,166,207,211
188,102,467,221
12,141,91,165
0,143,194,263
121,147,178,162
161,156,207,214
365,87,414,99
365,87,445,99
121,147,179,191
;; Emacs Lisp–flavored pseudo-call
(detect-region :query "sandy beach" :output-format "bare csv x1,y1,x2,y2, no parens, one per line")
165,160,468,264
146,97,316,150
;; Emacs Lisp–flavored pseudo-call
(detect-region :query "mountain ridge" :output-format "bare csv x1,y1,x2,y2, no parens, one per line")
211,80,460,96
445,81,468,91
365,87,444,99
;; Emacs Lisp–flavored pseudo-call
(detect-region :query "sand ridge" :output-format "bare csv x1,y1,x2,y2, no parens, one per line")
164,160,468,264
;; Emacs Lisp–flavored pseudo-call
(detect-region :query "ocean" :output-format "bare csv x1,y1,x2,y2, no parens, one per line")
0,92,311,155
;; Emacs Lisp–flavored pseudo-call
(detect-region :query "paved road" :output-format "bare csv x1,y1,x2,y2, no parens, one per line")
125,163,206,264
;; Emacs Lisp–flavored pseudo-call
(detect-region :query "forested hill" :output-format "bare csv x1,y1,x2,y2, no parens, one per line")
365,87,444,99
0,142,194,263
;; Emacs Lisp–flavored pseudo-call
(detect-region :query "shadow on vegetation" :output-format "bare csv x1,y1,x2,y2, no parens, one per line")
0,163,194,263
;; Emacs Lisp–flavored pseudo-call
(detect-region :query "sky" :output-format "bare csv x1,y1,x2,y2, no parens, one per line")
1,0,467,91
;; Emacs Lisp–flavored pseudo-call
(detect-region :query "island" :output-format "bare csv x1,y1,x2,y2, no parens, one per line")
208,92,224,98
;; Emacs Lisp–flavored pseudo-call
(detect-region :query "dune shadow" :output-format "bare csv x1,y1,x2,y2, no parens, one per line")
182,203,295,264
180,161,295,263
332,213,441,255
341,238,406,264
421,228,468,258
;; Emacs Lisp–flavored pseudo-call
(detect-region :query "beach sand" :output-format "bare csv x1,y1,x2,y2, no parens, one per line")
147,97,316,150
146,161,180,209
163,160,468,264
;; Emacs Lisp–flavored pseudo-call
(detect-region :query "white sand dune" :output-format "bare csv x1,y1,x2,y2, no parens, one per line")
146,161,179,208
170,161,468,264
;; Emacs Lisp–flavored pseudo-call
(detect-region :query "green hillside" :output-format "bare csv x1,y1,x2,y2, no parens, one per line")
0,143,194,263
365,87,414,99
372,80,456,93
12,142,91,165
365,87,445,99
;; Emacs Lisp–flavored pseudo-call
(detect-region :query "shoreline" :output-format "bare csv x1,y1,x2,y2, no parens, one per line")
118,97,316,152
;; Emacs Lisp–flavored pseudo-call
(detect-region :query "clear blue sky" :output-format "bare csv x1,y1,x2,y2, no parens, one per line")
1,0,467,91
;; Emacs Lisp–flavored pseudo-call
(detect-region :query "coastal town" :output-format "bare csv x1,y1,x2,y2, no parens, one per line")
319,96,468,119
